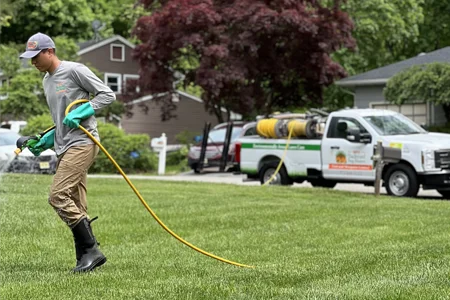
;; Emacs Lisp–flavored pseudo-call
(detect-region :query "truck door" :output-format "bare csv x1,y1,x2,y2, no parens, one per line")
321,117,374,181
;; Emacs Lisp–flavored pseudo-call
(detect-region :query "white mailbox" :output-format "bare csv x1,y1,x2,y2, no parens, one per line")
151,133,167,175
151,137,166,150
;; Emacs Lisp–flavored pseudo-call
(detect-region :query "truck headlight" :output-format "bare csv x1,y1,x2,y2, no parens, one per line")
422,149,437,171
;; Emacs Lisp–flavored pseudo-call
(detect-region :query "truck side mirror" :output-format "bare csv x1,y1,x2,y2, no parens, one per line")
347,128,361,142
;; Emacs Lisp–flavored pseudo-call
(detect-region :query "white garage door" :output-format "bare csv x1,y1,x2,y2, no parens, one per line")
370,102,427,125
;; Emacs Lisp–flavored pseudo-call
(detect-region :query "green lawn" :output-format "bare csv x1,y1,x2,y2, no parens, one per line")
1,174,450,299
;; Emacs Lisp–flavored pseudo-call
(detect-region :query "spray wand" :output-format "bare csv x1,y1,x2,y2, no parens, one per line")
14,126,56,155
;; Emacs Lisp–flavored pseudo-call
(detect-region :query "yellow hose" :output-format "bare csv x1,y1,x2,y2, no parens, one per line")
262,124,294,186
66,99,253,268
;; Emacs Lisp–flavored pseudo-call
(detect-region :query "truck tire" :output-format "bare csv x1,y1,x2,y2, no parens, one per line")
259,162,293,185
383,164,419,197
310,179,336,188
437,190,450,199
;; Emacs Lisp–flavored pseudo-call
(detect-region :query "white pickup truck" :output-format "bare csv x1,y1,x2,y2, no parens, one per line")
235,109,450,198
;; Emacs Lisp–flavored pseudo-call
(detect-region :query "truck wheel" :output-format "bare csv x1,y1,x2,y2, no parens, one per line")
437,190,450,199
310,179,336,188
259,162,292,185
384,164,419,197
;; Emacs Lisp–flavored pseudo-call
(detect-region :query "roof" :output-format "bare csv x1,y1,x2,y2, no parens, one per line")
77,35,135,56
336,47,450,87
126,90,242,120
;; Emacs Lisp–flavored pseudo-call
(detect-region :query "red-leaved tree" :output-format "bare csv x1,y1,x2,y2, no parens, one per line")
130,0,355,121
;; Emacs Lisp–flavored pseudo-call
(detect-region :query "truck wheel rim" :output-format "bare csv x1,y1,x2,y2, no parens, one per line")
389,171,409,196
264,168,281,184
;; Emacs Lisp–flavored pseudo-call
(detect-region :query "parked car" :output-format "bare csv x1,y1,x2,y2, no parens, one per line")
187,122,256,172
1,120,28,133
0,128,57,174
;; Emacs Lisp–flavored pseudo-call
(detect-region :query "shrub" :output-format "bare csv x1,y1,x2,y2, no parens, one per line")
91,122,157,173
428,124,450,134
166,146,189,166
20,114,54,136
175,130,201,148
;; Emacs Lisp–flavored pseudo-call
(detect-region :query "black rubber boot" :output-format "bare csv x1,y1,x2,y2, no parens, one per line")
73,217,99,268
71,217,106,273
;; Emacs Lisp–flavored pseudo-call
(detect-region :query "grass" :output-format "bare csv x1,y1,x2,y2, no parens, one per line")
1,174,450,299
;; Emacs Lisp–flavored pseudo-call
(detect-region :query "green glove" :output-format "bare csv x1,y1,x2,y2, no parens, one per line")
28,129,55,157
63,102,95,129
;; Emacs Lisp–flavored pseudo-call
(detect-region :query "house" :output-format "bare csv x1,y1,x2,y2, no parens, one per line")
77,35,239,143
335,47,450,126
124,90,241,144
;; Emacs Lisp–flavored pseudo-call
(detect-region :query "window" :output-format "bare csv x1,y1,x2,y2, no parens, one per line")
244,125,257,136
327,117,368,139
110,44,125,62
0,78,9,100
105,73,122,93
123,74,140,93
364,114,426,136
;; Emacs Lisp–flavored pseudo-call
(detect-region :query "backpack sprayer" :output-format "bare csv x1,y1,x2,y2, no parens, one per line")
14,99,253,269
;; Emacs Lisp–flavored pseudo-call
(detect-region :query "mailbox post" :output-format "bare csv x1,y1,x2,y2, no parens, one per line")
151,133,167,175
372,142,402,196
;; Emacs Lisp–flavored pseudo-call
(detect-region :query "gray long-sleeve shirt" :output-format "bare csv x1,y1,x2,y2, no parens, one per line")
43,61,116,155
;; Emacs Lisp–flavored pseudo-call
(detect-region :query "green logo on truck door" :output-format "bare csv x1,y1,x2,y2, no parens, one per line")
241,143,321,151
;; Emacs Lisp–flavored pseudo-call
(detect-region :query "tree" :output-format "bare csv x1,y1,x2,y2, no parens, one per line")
1,0,96,44
131,0,355,122
383,63,450,122
0,0,14,32
338,0,423,73
0,68,49,120
322,0,424,110
411,0,450,54
0,44,21,78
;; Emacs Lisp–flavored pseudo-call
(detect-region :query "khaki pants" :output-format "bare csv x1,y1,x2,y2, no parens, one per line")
49,144,99,227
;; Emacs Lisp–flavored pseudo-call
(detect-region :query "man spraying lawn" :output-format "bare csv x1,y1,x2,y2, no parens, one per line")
19,33,116,272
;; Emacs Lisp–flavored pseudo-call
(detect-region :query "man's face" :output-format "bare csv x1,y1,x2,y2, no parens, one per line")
31,49,53,72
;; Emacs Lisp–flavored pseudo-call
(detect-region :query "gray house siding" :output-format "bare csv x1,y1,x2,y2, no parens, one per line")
78,42,139,75
122,94,225,144
353,85,446,126
354,86,386,109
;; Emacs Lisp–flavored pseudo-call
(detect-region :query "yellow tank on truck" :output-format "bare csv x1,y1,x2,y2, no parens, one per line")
256,118,313,138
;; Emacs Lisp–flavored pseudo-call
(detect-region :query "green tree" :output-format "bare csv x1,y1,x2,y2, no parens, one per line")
0,44,21,77
322,0,424,110
0,68,48,119
412,0,450,54
0,0,14,31
53,37,79,61
384,63,450,122
339,0,424,74
1,0,96,44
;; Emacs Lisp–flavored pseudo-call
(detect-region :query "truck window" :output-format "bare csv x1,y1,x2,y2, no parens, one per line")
244,125,257,136
327,117,368,139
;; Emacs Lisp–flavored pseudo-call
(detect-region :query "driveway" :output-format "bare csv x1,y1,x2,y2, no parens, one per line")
89,168,444,200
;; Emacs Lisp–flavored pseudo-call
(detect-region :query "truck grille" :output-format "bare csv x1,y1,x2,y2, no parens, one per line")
435,150,450,169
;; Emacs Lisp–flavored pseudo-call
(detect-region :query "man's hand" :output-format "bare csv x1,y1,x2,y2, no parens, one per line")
28,129,55,157
63,102,95,128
